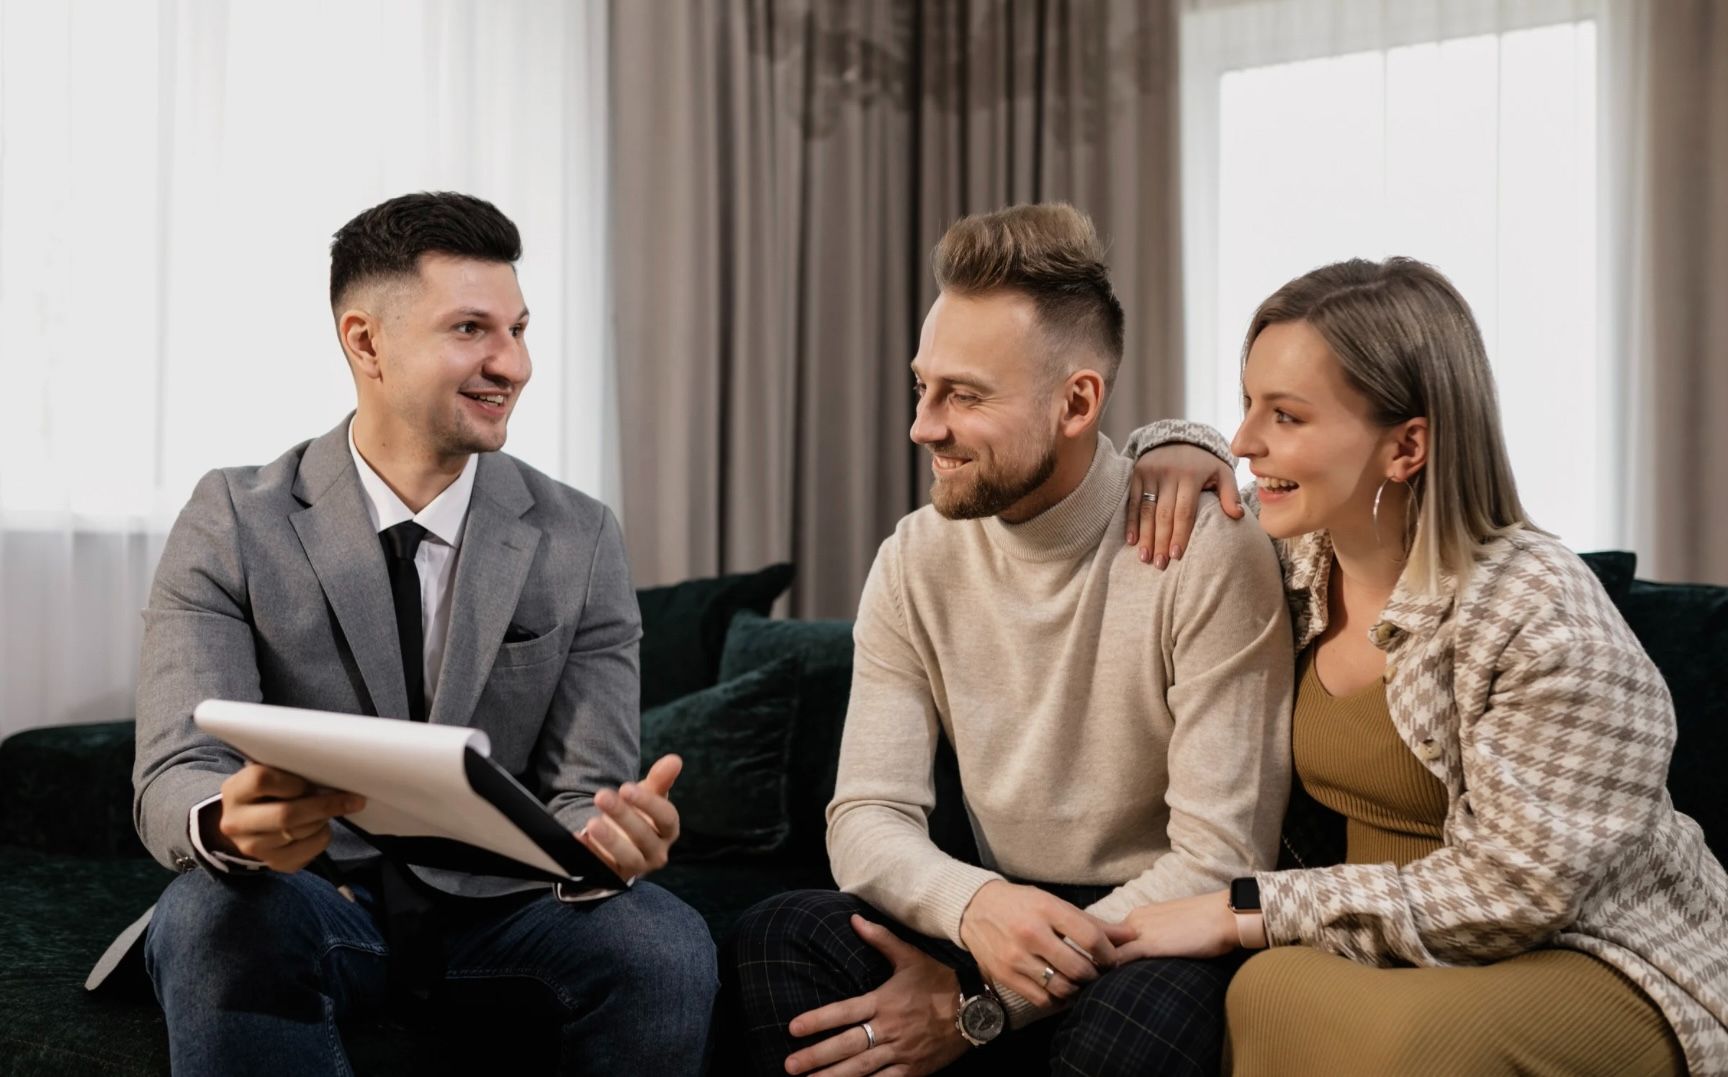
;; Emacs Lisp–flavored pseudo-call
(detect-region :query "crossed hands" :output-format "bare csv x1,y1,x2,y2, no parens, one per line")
782,882,1145,1076
956,880,1134,1008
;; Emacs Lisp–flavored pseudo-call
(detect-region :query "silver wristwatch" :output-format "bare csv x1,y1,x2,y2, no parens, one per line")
954,964,1006,1047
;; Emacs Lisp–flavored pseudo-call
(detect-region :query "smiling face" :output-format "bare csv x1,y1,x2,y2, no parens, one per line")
909,290,1064,521
1231,319,1400,542
364,253,531,461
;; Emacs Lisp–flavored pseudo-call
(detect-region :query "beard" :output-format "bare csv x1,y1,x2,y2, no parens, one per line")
928,433,1060,520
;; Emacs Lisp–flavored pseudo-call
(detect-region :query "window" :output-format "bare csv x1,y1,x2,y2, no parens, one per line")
0,0,614,527
1181,0,1603,550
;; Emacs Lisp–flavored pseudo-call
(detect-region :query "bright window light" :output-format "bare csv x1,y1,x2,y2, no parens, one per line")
1185,15,1601,550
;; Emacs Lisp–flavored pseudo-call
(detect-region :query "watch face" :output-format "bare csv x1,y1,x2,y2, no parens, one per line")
1230,876,1261,911
960,995,1006,1043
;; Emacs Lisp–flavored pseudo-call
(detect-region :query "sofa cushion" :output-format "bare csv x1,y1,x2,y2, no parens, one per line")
0,721,140,858
1616,577,1728,855
718,612,981,868
641,656,802,860
719,612,854,860
636,563,795,709
1579,549,1637,605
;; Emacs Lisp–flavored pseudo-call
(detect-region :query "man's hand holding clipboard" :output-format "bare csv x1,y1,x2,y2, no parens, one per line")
192,700,653,893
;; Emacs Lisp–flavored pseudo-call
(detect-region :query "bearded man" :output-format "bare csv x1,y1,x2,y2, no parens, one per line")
719,204,1295,1076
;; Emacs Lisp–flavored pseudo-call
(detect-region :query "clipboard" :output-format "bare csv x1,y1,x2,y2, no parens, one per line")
192,699,627,891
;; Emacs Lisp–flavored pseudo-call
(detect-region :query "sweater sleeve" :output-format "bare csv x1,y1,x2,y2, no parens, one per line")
1121,419,1237,468
1085,504,1294,922
1257,553,1679,967
825,537,1006,946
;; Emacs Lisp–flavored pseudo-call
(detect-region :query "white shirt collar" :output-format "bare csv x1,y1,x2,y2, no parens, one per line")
346,418,478,547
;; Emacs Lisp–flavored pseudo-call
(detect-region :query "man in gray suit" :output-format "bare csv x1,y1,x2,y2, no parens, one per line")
103,192,715,1074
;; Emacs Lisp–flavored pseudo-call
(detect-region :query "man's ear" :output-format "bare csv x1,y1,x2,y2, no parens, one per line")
1057,368,1105,438
340,308,384,381
1388,416,1428,482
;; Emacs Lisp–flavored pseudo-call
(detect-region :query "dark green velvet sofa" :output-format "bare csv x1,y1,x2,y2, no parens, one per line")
1,555,1722,1074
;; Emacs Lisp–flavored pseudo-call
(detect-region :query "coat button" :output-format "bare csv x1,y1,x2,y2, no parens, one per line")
174,855,197,873
1416,739,1443,762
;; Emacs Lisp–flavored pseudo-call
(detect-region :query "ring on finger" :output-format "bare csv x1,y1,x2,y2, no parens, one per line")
1140,492,1158,504
860,1021,877,1050
1041,964,1057,988
280,827,298,845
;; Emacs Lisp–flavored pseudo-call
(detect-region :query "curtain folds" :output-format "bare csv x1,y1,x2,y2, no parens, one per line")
611,0,1184,617
1601,0,1728,585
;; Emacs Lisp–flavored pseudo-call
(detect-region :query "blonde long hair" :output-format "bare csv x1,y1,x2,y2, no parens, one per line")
1244,258,1533,590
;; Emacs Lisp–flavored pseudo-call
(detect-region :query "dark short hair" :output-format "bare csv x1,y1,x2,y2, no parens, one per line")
329,191,522,309
932,203,1125,390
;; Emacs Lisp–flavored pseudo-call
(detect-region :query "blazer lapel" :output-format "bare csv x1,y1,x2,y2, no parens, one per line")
430,453,539,728
289,419,410,721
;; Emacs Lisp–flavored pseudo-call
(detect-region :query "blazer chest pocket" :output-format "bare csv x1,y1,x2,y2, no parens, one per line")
475,628,567,775
493,623,566,669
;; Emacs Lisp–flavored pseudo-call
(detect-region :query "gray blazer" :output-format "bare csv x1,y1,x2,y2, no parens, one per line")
88,417,641,989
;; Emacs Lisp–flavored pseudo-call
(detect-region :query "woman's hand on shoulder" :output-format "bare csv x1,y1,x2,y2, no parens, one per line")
1125,445,1242,568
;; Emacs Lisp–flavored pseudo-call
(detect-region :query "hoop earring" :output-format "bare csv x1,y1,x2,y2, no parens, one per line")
1373,476,1417,560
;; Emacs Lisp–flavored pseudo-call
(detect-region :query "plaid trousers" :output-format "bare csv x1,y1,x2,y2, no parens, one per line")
719,888,1245,1076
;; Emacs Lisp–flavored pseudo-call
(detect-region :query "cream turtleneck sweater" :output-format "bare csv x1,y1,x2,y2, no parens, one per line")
827,435,1293,962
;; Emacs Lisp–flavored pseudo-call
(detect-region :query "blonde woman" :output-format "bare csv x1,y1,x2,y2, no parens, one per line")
1118,257,1728,1075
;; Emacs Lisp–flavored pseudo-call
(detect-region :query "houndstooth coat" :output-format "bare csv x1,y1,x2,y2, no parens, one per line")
1127,421,1728,1074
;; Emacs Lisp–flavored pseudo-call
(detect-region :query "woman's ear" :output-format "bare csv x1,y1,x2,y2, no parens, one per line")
1388,417,1428,481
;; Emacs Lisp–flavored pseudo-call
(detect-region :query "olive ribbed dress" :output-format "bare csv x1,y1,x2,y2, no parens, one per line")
1224,649,1687,1076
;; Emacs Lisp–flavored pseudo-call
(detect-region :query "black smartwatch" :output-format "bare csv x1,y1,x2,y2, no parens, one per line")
1228,876,1261,913
954,963,1006,1047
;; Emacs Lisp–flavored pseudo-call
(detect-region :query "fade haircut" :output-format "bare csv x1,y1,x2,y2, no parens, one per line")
328,191,522,311
932,203,1126,392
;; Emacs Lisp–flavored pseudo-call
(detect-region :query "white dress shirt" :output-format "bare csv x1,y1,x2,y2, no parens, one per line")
189,422,477,871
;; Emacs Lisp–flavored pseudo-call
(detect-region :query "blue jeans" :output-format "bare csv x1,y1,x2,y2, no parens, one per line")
144,868,717,1076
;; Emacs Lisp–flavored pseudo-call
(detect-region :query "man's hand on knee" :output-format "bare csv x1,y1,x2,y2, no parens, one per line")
577,754,683,880
957,880,1123,1008
783,915,969,1077
213,763,365,873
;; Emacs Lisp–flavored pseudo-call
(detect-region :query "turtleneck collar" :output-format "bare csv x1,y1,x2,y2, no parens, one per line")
982,435,1127,562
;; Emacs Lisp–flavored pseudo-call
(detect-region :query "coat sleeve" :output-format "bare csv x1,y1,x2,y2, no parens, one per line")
539,507,642,836
133,469,261,872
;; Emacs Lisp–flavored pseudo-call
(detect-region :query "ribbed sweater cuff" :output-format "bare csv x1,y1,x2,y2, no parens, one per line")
998,984,1048,1029
929,861,1007,945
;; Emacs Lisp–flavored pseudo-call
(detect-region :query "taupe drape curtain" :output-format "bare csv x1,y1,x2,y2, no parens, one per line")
611,0,1182,616
1603,0,1728,585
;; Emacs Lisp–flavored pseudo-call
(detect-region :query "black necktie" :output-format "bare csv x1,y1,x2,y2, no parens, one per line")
380,521,429,722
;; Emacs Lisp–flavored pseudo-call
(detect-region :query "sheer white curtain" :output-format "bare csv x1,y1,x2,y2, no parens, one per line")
0,0,614,738
1179,0,1607,552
